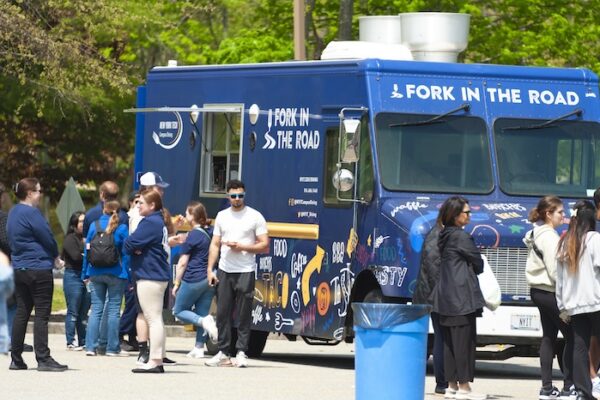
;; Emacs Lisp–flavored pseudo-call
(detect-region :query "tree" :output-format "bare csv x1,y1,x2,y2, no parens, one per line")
1,0,599,203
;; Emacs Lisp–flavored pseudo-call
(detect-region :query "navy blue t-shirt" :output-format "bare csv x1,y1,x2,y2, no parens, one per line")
180,226,212,283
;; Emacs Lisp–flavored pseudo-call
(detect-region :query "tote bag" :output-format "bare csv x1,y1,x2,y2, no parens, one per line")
478,254,501,311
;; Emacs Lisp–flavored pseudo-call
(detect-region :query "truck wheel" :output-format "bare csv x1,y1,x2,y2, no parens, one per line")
205,333,220,356
363,287,384,303
247,330,269,357
204,328,268,358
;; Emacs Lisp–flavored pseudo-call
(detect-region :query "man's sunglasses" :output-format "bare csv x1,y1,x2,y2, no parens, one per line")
229,193,245,199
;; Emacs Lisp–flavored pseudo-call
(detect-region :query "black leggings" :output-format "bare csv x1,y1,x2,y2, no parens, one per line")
530,288,574,390
571,311,600,400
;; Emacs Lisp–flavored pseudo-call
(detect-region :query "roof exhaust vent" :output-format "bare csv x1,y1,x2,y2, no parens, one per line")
359,16,402,44
321,15,412,61
400,13,470,62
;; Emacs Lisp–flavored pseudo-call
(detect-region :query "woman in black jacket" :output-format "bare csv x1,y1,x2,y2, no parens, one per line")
413,201,452,395
432,196,486,400
62,211,89,350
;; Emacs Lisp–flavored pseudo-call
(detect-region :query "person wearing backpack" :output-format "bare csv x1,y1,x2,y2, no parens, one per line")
172,201,218,359
524,195,575,400
82,200,129,357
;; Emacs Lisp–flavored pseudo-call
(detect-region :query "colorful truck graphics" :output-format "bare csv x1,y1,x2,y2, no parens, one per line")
130,59,600,356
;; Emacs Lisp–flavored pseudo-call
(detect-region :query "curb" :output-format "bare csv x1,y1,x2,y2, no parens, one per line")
27,321,197,338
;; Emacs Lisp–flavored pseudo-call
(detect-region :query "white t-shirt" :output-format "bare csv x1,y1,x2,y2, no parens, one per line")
213,206,268,273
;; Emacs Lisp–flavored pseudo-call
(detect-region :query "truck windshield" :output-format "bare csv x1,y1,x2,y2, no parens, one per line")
375,113,493,193
495,118,600,197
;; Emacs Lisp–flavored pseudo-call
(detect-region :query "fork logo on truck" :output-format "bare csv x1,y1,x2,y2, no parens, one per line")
152,112,183,150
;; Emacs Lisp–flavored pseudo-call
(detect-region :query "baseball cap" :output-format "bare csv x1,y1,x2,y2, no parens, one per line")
139,172,170,188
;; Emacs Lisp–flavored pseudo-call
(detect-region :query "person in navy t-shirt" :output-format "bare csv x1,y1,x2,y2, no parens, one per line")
172,201,218,359
7,178,67,372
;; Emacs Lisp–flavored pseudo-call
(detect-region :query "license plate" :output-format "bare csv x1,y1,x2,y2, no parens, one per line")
510,314,541,331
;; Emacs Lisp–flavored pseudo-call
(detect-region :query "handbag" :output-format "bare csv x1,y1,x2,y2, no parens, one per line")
478,254,501,311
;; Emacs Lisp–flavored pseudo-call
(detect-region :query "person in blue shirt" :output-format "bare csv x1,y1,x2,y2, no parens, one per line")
7,178,67,372
172,201,218,359
124,189,170,373
83,181,128,237
82,200,129,357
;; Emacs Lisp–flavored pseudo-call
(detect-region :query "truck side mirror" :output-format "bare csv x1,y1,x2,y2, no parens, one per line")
333,168,355,192
340,118,361,163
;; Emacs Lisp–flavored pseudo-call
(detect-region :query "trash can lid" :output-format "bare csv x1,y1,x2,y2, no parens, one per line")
352,303,432,329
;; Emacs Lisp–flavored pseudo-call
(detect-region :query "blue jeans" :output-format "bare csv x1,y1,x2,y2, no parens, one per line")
172,279,215,346
63,268,90,346
0,297,8,353
86,275,126,353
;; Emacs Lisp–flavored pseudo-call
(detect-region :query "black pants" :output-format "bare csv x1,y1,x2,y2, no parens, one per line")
571,311,600,400
431,312,447,388
11,269,54,363
530,288,574,390
216,269,255,356
119,283,138,340
441,315,476,383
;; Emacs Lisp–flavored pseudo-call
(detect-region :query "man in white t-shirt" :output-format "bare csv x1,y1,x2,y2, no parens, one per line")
205,180,268,368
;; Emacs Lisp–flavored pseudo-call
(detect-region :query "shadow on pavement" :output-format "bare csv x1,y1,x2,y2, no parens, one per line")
260,352,354,370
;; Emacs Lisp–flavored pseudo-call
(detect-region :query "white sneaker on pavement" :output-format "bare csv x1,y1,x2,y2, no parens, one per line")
235,351,248,368
205,351,232,367
106,351,130,357
444,388,457,399
592,377,600,399
186,347,205,359
201,315,218,342
455,389,487,400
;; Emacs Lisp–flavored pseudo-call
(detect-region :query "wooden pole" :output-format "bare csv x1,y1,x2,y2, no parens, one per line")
293,0,306,60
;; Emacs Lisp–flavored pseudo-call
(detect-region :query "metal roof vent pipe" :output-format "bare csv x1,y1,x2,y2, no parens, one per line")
358,15,402,44
399,12,470,62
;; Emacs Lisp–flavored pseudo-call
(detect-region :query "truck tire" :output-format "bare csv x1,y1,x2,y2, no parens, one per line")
205,328,269,358
363,287,384,303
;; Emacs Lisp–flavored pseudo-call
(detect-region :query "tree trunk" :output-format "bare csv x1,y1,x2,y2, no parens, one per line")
338,0,353,40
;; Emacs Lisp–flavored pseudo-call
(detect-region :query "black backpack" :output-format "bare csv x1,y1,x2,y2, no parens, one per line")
88,220,119,267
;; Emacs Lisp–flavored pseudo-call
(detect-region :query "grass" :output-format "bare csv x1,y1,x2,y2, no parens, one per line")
52,285,67,313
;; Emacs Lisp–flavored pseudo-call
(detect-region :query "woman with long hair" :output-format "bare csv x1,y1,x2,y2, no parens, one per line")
413,200,453,395
7,178,67,371
83,200,129,357
62,211,90,350
172,201,218,358
556,200,600,400
431,196,486,400
124,189,170,373
524,196,574,399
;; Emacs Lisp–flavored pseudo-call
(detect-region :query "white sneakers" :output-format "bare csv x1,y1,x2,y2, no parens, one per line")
201,315,218,342
455,390,487,400
235,351,248,368
205,351,232,367
445,388,486,400
204,350,248,367
186,347,205,359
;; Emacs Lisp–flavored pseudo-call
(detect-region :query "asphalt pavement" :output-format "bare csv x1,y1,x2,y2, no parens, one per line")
0,332,560,400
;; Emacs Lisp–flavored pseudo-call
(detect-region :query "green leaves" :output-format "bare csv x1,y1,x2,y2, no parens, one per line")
1,0,600,202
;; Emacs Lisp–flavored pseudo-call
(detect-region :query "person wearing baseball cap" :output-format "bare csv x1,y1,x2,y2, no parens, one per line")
139,172,169,190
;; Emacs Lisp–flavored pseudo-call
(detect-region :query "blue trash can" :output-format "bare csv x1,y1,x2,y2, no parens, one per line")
352,303,432,400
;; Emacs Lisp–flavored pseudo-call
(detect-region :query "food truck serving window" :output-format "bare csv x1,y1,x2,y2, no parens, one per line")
201,107,242,194
495,118,600,197
375,113,493,194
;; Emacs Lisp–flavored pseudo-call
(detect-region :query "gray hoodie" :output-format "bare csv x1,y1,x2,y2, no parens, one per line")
523,224,559,292
556,231,600,316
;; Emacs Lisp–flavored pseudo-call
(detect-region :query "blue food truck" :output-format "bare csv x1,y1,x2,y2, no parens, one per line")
128,56,600,358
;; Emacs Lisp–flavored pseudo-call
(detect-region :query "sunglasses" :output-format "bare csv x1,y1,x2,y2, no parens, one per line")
229,193,245,199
